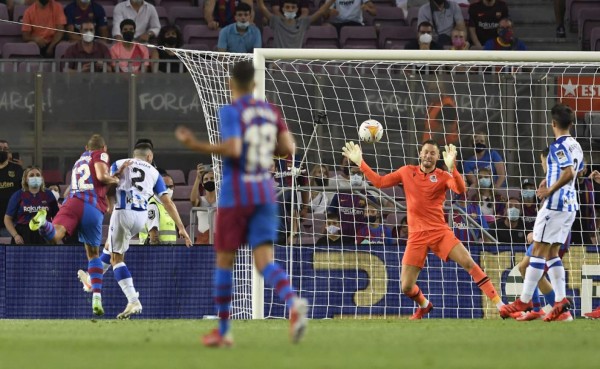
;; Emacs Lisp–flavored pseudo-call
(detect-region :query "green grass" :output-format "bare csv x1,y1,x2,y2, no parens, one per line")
1,319,599,369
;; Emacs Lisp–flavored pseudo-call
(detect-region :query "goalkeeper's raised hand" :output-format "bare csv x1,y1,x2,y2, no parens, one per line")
443,144,457,172
342,142,363,166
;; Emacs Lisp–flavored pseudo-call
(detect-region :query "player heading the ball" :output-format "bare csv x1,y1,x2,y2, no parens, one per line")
176,60,308,347
342,140,505,319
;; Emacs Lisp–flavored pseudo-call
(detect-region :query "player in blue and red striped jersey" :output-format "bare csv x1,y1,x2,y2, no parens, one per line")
176,61,308,348
29,134,125,316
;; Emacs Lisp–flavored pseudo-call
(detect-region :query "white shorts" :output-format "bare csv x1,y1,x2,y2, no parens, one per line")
533,206,576,245
108,209,147,254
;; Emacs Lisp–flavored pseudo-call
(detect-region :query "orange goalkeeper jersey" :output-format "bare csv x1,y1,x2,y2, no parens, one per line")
360,162,466,232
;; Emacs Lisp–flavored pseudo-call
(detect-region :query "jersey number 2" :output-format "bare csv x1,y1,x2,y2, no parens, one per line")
131,167,146,191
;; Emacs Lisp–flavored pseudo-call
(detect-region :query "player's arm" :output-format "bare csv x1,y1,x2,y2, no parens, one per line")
154,175,192,247
446,168,467,194
537,166,575,199
342,142,402,188
94,162,118,185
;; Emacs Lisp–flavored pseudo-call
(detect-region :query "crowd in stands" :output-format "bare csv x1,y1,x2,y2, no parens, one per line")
1,0,599,70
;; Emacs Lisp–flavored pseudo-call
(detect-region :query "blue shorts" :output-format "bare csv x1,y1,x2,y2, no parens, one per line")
525,232,571,258
53,198,103,247
214,203,279,252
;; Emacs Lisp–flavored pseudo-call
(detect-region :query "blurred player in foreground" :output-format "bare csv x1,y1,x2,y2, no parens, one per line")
343,140,504,319
176,61,308,347
29,134,121,316
500,104,583,321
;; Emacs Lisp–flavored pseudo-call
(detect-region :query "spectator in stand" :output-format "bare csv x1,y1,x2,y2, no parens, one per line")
572,157,596,245
387,215,408,246
21,0,66,57
4,166,59,245
327,168,367,240
190,169,217,245
554,0,565,38
112,0,160,43
152,25,184,73
64,0,109,41
483,17,526,51
316,212,349,246
449,26,469,50
470,167,503,224
325,0,377,34
330,156,351,189
404,21,442,50
307,164,330,214
490,197,527,244
272,0,309,19
417,0,465,47
463,131,506,189
257,0,335,48
452,192,489,245
355,202,390,245
63,20,112,72
468,0,508,50
520,178,537,230
205,0,254,30
217,2,261,53
110,19,152,73
0,140,24,238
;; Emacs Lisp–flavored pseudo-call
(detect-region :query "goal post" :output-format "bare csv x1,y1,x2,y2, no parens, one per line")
173,47,600,319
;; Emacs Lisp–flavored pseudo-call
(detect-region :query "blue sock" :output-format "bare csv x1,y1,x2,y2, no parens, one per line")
39,222,56,241
261,262,297,309
544,289,556,306
532,288,541,312
214,268,232,336
88,257,103,296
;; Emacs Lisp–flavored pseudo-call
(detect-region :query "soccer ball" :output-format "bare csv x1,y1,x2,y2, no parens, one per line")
358,119,384,143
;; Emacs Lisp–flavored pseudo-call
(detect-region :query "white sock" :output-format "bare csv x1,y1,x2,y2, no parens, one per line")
496,301,505,309
420,298,429,308
101,249,112,273
546,257,566,302
93,292,101,299
114,262,138,304
520,257,546,303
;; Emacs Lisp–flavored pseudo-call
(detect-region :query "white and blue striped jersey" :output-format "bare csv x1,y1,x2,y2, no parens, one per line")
110,158,168,211
544,135,583,212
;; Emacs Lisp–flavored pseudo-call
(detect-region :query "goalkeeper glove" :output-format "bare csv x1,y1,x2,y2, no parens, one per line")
342,142,363,166
443,144,457,172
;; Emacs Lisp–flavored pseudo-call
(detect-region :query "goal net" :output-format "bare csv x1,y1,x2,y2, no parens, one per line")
172,48,600,319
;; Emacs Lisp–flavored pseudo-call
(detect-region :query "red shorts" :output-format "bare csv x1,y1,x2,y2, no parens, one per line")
402,228,461,269
214,204,278,252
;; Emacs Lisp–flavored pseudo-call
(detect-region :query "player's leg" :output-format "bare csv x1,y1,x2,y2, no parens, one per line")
250,204,307,343
78,232,113,293
30,200,79,243
514,248,545,320
79,203,106,316
401,233,431,319
543,242,571,321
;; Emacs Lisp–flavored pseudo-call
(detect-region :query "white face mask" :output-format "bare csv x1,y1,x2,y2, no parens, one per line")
82,31,94,43
236,21,250,29
350,174,363,186
419,33,432,44
507,207,520,221
326,225,340,235
166,189,174,199
284,11,296,19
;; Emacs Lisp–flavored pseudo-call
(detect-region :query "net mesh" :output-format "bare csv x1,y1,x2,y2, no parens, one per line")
172,48,600,319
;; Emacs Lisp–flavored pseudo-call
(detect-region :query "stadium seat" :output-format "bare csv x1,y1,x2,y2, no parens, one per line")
591,27,600,51
166,169,186,185
168,6,205,29
12,4,27,22
43,170,63,185
340,26,378,49
160,0,197,11
173,185,192,200
104,5,114,30
371,7,407,28
95,0,116,6
300,233,316,246
174,200,193,226
568,0,600,31
301,212,326,235
0,237,12,245
180,43,210,51
262,26,274,48
303,25,339,49
187,169,197,185
384,212,406,228
2,42,40,59
577,7,600,50
378,25,415,49
156,6,169,28
0,3,8,20
0,22,23,57
406,6,419,28
183,25,219,51
55,41,75,60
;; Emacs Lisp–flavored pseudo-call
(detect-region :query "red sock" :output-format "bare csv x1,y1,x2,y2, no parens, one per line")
405,285,427,307
469,264,500,302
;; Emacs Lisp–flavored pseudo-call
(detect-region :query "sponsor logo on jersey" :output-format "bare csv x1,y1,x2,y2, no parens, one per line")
555,150,567,164
430,175,437,183
8,171,15,178
100,152,109,163
148,209,156,220
23,205,48,213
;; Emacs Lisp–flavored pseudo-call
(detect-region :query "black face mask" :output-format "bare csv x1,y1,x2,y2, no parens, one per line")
315,177,329,187
203,181,215,192
474,143,487,153
164,36,178,46
342,167,350,176
39,0,49,5
122,31,135,42
0,151,8,163
433,0,445,5
367,216,379,223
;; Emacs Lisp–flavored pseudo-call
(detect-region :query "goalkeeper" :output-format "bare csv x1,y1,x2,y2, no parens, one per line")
343,140,504,319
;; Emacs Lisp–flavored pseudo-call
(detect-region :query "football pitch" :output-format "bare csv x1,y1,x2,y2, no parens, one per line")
1,319,599,369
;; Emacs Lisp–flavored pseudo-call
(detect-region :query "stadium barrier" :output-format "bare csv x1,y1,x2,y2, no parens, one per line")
1,244,598,319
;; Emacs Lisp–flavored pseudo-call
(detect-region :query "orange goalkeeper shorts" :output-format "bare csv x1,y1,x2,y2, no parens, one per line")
402,228,461,269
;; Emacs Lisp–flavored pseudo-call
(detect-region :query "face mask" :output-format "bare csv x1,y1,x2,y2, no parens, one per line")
452,37,465,49
122,31,135,42
236,21,250,30
419,33,432,44
80,0,90,4
28,177,43,188
326,225,340,235
507,207,520,221
164,36,178,46
350,174,363,186
367,216,378,223
82,31,94,43
479,177,492,188
165,189,174,199
52,190,60,201
284,11,296,20
342,167,350,176
522,189,535,200
204,181,215,192
0,151,8,163
39,0,49,5
474,143,486,153
132,0,143,3
498,27,513,43
315,177,329,187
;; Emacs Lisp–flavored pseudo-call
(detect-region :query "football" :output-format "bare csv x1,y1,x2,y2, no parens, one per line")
358,119,384,143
